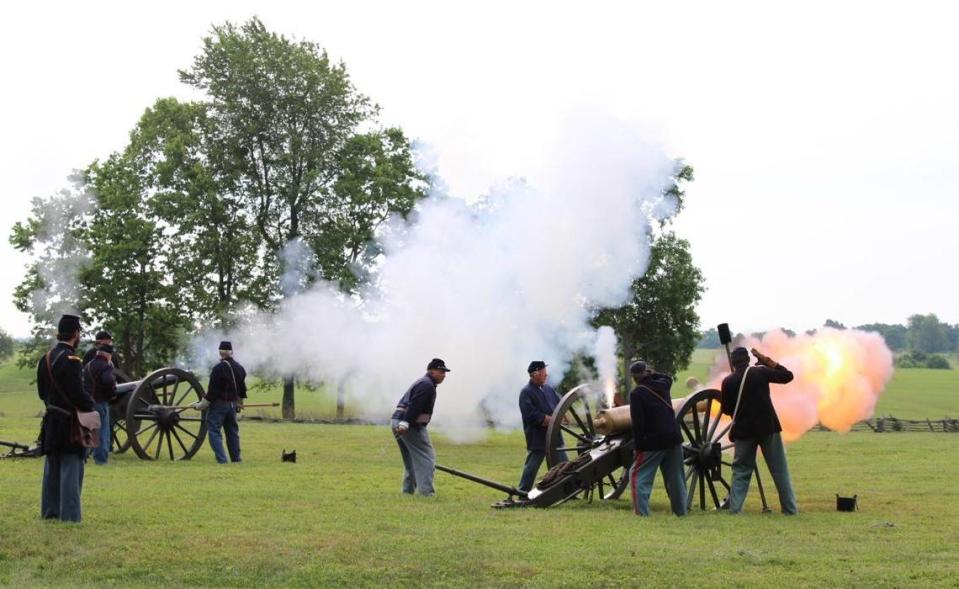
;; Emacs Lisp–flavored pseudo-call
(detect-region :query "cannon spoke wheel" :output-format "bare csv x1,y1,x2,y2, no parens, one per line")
109,368,133,454
125,368,207,461
677,389,736,511
545,384,628,502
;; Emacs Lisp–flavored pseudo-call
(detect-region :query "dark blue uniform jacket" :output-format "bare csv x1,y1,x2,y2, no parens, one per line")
37,342,95,456
83,355,117,403
721,364,793,441
205,358,248,402
392,374,438,428
519,381,562,452
629,373,682,451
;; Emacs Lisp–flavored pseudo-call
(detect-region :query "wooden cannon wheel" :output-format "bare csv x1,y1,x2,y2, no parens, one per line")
545,384,629,502
125,368,208,461
677,389,733,511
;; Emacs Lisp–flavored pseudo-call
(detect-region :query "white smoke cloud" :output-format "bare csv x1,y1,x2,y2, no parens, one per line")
190,116,676,441
593,325,619,405
26,173,95,321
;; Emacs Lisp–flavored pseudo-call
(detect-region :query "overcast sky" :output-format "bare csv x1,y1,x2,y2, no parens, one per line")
1,1,957,338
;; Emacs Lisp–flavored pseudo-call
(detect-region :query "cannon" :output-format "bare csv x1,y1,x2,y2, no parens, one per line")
116,367,276,461
120,368,209,460
438,381,771,511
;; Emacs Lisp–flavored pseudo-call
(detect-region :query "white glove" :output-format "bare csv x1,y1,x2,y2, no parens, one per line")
394,420,410,436
192,399,211,411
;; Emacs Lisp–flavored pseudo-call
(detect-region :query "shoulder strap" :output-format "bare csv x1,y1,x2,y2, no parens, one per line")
45,349,75,409
731,366,752,423
223,359,239,395
637,384,674,410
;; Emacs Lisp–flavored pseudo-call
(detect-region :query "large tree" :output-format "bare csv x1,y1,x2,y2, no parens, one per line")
126,97,272,327
82,154,190,377
178,18,427,416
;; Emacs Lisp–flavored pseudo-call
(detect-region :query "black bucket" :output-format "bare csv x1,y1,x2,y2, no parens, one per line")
836,494,857,512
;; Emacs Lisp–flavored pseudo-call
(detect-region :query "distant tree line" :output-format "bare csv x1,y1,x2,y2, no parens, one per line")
697,313,957,369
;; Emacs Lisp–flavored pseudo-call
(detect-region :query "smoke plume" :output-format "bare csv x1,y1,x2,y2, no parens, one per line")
704,328,894,441
190,117,677,441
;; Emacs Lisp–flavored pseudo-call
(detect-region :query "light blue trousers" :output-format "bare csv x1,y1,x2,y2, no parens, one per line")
41,453,85,522
630,445,688,516
206,401,241,464
392,419,435,496
729,432,798,514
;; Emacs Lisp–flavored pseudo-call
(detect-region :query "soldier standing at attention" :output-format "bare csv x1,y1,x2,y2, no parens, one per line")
38,314,96,522
193,341,247,464
391,358,450,496
83,344,117,465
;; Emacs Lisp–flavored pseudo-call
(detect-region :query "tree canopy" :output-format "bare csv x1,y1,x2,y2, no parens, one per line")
10,18,428,394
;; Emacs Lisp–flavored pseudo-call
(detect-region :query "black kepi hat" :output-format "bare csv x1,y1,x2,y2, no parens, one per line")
629,360,648,375
57,314,81,334
219,341,233,351
95,330,113,341
527,360,547,374
427,358,450,372
731,346,750,364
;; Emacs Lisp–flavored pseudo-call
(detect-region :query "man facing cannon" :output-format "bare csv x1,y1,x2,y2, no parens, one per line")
628,360,688,516
83,343,117,465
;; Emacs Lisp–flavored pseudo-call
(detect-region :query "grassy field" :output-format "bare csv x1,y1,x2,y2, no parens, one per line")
2,355,958,587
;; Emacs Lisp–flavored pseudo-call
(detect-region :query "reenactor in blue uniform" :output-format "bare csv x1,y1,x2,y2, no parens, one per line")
517,360,567,492
38,314,96,522
628,360,688,516
192,341,247,463
391,358,450,496
83,343,117,464
721,346,798,514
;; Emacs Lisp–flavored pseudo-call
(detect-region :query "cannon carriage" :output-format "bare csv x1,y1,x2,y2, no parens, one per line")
438,382,771,511
112,368,209,460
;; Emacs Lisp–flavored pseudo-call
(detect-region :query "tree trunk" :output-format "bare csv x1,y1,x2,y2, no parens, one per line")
282,377,295,419
336,381,345,420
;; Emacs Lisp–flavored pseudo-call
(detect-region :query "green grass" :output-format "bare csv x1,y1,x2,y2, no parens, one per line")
2,356,959,587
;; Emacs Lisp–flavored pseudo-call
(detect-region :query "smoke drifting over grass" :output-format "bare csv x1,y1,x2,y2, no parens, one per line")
705,328,894,441
192,117,677,441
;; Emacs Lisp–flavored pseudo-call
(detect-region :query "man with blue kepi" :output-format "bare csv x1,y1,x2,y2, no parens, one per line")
628,360,688,516
192,341,247,463
38,313,96,522
517,361,567,492
391,358,450,496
